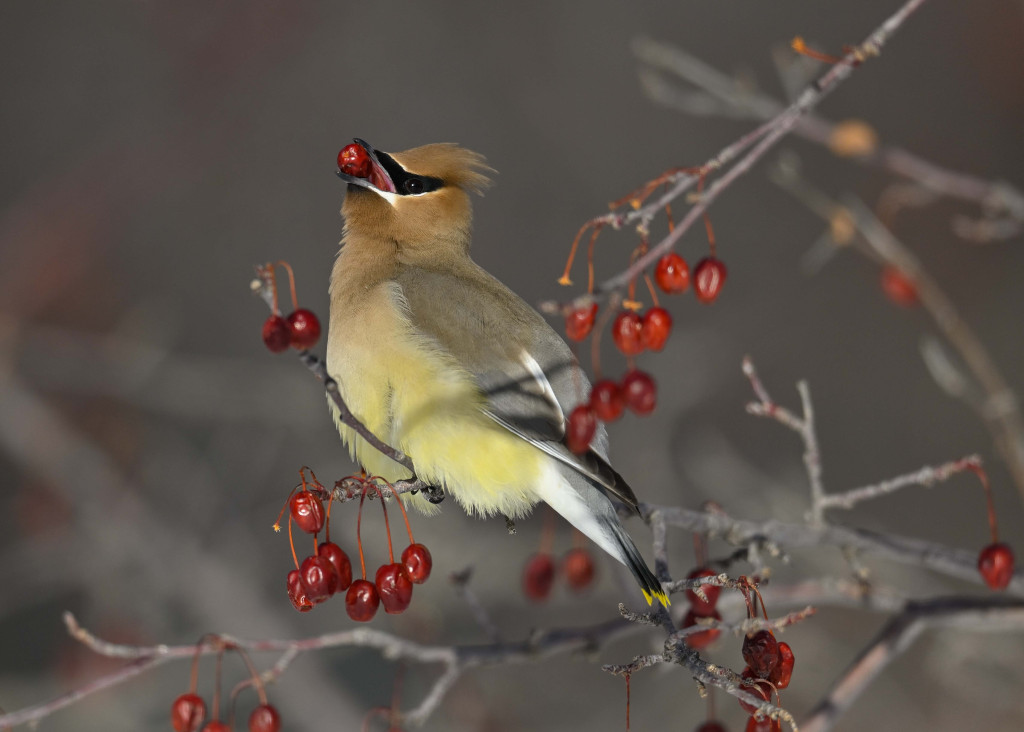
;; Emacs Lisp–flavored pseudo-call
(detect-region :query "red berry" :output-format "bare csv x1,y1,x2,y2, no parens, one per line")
589,380,624,422
565,303,598,342
682,609,721,650
566,404,598,454
338,143,371,178
300,555,339,603
978,542,1015,590
401,543,432,584
523,553,556,601
261,315,291,353
695,723,728,732
171,693,206,732
376,563,414,614
770,641,794,690
286,569,313,612
737,670,772,715
745,714,781,732
563,547,595,591
248,703,282,732
286,308,321,350
289,492,324,534
641,307,673,351
685,567,721,614
345,579,380,622
621,370,657,415
693,257,727,304
881,266,918,306
655,253,690,294
318,541,353,592
742,630,781,678
611,311,644,356
201,723,230,732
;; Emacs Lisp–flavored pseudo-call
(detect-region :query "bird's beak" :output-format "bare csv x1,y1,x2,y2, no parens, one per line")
336,138,397,195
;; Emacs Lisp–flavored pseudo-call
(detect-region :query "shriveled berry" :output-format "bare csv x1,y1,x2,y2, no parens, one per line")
346,579,380,622
563,547,595,591
300,555,338,603
523,553,556,601
978,542,1015,590
742,630,781,678
693,257,727,304
402,543,432,584
289,492,325,534
566,404,598,454
685,567,721,614
589,380,624,422
612,311,644,356
286,308,321,349
171,693,206,732
881,266,918,306
338,143,371,178
318,541,353,592
565,302,598,342
201,722,230,732
641,307,672,351
737,670,772,715
621,370,657,415
261,315,291,353
286,569,313,612
770,641,794,690
682,609,721,650
248,703,282,732
376,563,414,614
655,252,690,294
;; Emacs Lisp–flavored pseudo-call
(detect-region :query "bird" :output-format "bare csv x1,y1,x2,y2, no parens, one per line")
327,139,668,607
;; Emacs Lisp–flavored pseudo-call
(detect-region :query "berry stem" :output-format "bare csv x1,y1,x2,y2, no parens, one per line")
643,273,660,308
272,485,299,532
212,644,224,720
791,36,843,64
625,673,631,732
589,298,616,382
968,462,1000,543
274,260,299,312
698,176,717,257
389,486,415,544
366,479,395,564
559,221,594,287
232,646,269,706
357,489,368,580
265,263,281,315
287,516,300,571
586,225,602,294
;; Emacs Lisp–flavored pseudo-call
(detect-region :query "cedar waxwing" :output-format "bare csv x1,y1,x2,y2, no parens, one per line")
327,139,668,607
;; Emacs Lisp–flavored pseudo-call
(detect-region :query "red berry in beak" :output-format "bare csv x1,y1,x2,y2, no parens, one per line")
338,143,371,178
261,315,291,353
565,302,598,342
612,311,644,356
318,541,353,592
523,553,556,601
621,370,657,415
171,693,207,732
693,257,727,304
289,492,325,534
401,543,433,584
640,307,672,351
248,703,282,732
376,563,414,614
566,405,598,454
654,253,690,294
978,542,1015,590
563,547,595,591
286,308,321,350
589,380,624,422
345,579,380,622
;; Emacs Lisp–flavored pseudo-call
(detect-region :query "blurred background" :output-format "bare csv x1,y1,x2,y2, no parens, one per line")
1,1,1022,730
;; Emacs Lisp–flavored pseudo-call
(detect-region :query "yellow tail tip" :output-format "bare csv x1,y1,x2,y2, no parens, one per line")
642,589,671,608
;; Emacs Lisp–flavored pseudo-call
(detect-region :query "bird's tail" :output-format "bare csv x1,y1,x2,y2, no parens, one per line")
603,517,670,608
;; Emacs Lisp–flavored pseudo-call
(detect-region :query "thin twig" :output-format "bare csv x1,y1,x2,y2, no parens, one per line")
819,455,982,511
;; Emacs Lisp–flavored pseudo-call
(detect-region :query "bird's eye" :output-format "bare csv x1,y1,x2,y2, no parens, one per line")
403,178,424,195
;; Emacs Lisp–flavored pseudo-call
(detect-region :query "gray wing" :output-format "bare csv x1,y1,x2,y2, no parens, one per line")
394,263,639,511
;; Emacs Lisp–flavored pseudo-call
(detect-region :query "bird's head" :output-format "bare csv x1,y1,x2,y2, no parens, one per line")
337,139,492,259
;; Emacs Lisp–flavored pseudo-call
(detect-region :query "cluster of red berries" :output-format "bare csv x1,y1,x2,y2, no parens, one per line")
259,262,321,353
655,252,727,305
566,371,657,454
733,579,794,732
170,641,280,732
276,470,432,623
522,547,596,601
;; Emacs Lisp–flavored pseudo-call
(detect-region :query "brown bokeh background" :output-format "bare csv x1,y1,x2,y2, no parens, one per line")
1,1,1022,730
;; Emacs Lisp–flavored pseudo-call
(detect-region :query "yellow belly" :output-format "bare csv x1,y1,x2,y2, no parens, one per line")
327,283,544,518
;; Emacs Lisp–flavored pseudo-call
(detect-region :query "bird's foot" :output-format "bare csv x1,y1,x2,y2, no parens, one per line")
413,482,445,504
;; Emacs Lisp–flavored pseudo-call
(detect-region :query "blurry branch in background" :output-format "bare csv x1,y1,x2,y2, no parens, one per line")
768,164,1024,505
633,39,1024,243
